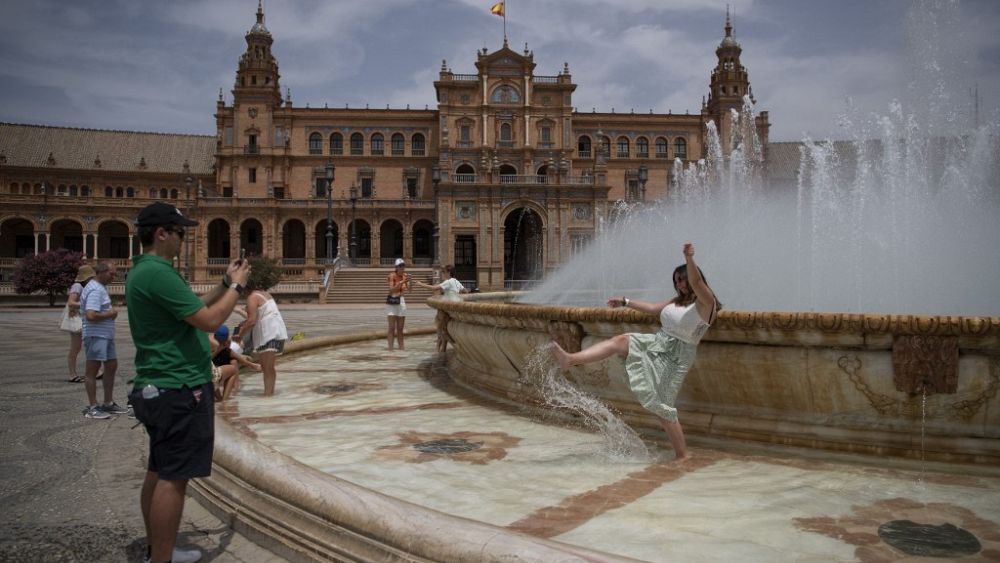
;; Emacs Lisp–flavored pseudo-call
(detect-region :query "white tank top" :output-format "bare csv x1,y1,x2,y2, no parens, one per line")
660,302,710,345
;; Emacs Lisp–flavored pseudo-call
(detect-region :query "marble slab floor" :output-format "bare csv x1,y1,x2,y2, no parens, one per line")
220,336,1000,562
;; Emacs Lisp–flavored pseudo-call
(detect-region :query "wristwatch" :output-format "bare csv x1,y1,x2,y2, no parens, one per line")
229,282,244,294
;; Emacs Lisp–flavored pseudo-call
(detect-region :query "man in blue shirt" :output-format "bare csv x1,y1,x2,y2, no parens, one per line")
80,259,127,419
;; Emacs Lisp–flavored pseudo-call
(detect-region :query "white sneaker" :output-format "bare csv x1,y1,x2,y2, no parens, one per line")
84,406,110,420
143,546,203,563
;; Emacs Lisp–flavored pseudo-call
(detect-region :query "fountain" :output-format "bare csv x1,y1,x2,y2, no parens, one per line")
437,0,999,464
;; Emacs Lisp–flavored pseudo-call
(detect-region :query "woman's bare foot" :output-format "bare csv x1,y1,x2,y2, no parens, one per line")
673,453,692,462
549,341,571,371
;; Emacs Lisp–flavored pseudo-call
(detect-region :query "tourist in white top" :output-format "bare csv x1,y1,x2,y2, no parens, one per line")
550,243,720,461
415,265,469,353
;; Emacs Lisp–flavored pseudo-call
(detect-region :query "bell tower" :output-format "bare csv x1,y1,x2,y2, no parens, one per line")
705,9,754,152
233,0,282,108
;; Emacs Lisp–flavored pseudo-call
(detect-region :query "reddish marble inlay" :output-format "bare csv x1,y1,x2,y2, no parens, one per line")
507,455,718,538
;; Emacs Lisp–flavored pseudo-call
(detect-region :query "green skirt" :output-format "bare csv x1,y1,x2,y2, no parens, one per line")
624,331,698,422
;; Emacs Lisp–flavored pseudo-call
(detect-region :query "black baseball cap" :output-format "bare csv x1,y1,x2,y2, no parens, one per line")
136,202,199,228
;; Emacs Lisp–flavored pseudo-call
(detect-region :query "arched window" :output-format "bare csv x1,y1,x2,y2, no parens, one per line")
170,189,179,199
490,85,521,104
411,133,425,155
329,133,343,155
8,183,15,194
577,136,592,157
370,133,384,155
57,184,67,195
350,133,364,155
655,137,669,158
616,136,629,158
105,186,113,197
149,188,157,198
636,137,649,158
81,185,91,197
69,185,78,196
160,188,168,199
116,186,124,198
391,133,404,155
674,137,687,160
309,132,322,155
126,187,135,198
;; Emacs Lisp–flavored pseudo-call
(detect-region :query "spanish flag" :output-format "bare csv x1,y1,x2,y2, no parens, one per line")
490,1,504,17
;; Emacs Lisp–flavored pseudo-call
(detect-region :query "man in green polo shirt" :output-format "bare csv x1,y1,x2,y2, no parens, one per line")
126,202,250,563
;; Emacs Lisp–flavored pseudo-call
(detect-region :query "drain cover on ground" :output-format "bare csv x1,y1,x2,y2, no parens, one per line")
413,438,483,454
315,383,357,394
878,520,981,557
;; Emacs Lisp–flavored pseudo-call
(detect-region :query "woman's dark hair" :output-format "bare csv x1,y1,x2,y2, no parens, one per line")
441,264,453,276
672,263,722,311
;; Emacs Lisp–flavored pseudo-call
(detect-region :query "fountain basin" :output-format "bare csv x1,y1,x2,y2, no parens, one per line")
433,293,1000,466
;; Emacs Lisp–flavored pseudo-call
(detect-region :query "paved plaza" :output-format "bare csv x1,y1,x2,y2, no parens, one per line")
0,303,436,562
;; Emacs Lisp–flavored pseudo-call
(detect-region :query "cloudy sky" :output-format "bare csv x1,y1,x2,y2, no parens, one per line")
1,0,997,141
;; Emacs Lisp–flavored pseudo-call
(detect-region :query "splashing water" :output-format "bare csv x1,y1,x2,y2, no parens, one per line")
523,345,650,461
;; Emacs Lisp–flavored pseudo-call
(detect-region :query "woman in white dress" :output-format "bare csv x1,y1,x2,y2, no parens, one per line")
242,282,288,397
550,242,719,461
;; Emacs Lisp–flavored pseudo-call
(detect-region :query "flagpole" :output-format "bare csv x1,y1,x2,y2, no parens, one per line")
503,2,507,44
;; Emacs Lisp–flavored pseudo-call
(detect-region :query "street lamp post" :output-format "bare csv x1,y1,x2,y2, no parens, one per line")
431,164,441,266
349,184,358,262
638,164,648,202
184,175,193,282
324,160,336,264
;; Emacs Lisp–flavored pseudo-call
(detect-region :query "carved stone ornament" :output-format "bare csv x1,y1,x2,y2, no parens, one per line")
892,334,959,395
573,204,592,220
248,107,258,118
456,203,475,220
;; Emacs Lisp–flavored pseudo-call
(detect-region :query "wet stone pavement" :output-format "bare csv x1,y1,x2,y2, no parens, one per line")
0,303,435,563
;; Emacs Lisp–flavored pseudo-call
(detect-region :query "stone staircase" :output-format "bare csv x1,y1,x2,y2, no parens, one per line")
323,268,437,304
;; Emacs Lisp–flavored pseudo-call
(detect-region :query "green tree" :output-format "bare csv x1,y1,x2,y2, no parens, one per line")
246,256,282,292
12,249,85,306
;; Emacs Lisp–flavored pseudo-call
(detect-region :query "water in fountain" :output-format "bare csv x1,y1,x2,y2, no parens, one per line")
522,345,651,461
522,2,999,316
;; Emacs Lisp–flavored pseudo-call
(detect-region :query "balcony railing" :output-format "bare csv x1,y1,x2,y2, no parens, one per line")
656,151,669,159
578,150,591,158
457,140,474,148
452,74,478,81
617,151,630,158
244,145,260,155
454,174,478,183
497,140,514,149
411,148,425,156
532,76,559,84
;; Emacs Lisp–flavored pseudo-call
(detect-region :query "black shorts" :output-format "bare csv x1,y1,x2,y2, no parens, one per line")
129,382,214,481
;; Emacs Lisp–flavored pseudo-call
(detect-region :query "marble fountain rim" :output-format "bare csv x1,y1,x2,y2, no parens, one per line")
429,292,1000,338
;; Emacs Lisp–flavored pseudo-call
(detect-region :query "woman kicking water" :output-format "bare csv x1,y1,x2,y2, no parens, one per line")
550,242,719,461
